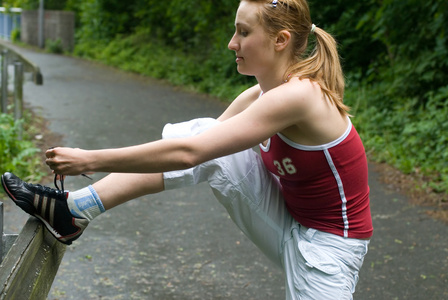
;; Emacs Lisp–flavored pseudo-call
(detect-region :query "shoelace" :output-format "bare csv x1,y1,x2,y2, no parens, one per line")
53,173,93,192
54,174,65,192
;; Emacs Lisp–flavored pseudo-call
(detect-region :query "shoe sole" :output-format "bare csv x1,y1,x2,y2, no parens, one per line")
1,174,68,243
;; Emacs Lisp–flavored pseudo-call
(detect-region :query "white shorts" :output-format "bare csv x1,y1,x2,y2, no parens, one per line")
162,118,369,300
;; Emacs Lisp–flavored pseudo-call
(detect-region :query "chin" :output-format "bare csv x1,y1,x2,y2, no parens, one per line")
237,66,255,77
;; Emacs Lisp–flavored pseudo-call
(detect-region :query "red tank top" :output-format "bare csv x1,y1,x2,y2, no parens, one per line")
260,119,373,239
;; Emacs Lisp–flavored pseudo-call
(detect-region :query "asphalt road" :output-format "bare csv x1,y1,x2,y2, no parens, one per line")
1,43,447,300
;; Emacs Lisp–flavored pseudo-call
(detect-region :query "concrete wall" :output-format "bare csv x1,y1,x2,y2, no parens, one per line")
21,10,74,51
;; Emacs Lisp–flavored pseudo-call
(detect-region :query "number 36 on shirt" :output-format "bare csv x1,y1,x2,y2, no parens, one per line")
273,158,297,176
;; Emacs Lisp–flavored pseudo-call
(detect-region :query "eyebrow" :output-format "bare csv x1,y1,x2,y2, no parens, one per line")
235,21,253,28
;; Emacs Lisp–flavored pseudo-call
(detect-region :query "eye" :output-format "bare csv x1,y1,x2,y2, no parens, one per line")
235,24,250,37
239,29,249,37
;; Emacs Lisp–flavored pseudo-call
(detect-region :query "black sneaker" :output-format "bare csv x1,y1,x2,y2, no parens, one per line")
1,172,88,245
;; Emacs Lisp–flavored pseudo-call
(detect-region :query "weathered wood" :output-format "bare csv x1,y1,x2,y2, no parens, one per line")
0,217,66,300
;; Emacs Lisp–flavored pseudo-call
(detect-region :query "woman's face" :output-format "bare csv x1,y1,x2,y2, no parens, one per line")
228,1,277,77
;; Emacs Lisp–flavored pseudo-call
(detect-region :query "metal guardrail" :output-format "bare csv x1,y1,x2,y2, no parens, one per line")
0,41,43,86
0,40,43,139
0,203,17,262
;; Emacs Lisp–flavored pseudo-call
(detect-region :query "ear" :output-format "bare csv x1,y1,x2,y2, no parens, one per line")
274,30,291,52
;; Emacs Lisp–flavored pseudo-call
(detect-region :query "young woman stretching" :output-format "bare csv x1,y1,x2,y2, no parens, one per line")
2,0,372,298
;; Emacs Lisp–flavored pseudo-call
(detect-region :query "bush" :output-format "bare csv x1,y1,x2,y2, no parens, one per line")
346,82,448,194
45,39,64,54
10,28,20,43
0,113,45,183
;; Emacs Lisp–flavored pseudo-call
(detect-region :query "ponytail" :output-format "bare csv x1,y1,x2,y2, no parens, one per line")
287,26,349,115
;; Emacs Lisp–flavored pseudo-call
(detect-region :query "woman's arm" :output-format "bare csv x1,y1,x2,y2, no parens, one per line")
46,137,201,175
217,84,261,121
46,80,314,175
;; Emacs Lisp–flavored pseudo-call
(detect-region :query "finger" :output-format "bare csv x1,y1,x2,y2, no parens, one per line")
46,148,56,158
46,158,58,171
45,157,53,167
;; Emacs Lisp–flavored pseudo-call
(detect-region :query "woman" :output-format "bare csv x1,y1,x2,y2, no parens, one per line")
2,0,372,298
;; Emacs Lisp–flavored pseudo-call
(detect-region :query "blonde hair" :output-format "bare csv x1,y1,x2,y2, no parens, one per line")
241,0,349,115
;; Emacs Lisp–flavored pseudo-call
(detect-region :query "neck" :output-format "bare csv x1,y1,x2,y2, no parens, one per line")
257,77,284,93
256,60,291,93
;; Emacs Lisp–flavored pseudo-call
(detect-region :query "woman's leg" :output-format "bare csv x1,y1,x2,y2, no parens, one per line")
283,225,369,300
92,172,164,210
162,118,293,268
0,171,165,244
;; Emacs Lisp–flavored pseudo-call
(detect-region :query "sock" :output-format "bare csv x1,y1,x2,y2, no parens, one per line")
67,185,106,221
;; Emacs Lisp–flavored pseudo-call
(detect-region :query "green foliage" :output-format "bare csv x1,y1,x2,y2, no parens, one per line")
134,0,236,52
72,0,253,99
0,113,44,182
346,81,448,194
340,0,448,194
10,28,20,42
45,38,64,54
0,0,70,10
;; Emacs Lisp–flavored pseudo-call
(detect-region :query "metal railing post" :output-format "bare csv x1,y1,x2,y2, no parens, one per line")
0,202,3,262
38,0,45,49
0,200,19,263
14,61,23,139
0,49,7,113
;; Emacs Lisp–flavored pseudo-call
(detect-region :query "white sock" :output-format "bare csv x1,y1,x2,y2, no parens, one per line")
67,185,106,221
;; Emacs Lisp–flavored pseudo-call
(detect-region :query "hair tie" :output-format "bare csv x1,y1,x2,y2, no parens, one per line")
272,0,278,8
310,24,316,34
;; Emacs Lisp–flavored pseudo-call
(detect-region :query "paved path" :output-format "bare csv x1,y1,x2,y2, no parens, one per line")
2,44,448,299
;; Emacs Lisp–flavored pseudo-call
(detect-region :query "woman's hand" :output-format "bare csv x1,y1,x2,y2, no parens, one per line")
45,147,91,176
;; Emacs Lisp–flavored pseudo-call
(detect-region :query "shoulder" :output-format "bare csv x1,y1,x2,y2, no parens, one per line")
274,77,321,103
261,78,323,119
218,84,262,121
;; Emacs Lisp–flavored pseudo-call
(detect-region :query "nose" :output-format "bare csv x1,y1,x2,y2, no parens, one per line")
228,33,239,51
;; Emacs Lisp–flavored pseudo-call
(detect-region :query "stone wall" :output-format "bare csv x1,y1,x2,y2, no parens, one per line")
20,10,74,51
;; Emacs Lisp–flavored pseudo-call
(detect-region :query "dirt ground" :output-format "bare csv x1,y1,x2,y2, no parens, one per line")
372,162,448,224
